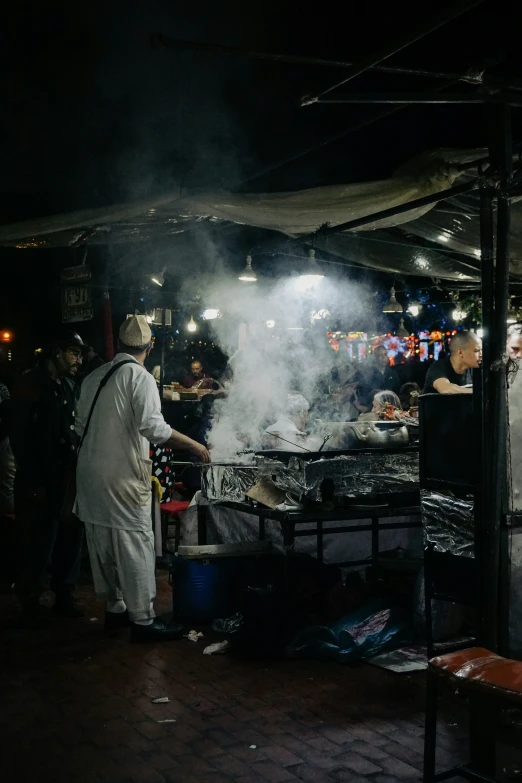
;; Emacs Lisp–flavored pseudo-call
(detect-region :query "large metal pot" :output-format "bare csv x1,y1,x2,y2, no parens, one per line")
316,420,409,449
362,421,409,448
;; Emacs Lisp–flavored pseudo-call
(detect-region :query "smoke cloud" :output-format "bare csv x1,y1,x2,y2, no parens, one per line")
195,270,375,460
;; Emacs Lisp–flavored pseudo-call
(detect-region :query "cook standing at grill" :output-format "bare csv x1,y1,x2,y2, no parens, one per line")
75,315,210,642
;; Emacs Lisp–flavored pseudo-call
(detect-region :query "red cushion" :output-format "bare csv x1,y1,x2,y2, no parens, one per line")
429,647,522,702
160,500,190,514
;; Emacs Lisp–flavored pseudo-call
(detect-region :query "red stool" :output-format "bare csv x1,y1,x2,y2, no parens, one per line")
160,500,190,553
424,646,522,782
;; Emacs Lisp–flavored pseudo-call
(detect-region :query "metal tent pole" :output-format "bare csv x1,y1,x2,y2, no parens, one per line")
301,0,487,104
479,105,513,652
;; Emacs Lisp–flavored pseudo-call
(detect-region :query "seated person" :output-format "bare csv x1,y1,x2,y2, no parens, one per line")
265,393,320,451
399,382,421,410
423,331,482,394
358,390,402,421
357,345,401,413
183,360,211,389
507,323,522,359
312,362,362,421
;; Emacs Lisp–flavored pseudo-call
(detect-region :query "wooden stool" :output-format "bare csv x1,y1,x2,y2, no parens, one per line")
424,647,522,782
160,499,190,553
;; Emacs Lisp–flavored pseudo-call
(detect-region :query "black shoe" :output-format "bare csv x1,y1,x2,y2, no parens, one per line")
53,595,85,618
19,603,51,629
130,617,184,643
104,610,131,633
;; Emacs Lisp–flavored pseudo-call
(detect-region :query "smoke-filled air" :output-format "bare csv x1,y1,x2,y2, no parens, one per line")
194,272,375,460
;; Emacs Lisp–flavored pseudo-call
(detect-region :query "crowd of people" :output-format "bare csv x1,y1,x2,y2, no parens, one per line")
0,322,517,641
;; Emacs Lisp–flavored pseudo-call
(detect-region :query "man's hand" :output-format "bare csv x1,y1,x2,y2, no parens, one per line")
191,442,211,463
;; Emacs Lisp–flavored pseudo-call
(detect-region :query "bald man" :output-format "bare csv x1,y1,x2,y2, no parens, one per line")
424,331,482,395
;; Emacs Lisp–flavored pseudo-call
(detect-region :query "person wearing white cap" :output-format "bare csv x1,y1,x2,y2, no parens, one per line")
75,315,210,642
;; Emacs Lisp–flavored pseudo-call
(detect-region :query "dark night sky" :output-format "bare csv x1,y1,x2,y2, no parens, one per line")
1,0,521,354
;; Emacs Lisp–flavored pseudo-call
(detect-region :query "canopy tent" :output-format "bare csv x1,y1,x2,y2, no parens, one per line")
1,146,519,281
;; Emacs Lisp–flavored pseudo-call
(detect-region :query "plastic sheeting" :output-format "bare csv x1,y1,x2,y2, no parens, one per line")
421,490,474,558
0,148,483,243
182,491,422,566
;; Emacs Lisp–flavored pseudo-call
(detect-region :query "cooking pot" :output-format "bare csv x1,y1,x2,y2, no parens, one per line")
315,420,409,449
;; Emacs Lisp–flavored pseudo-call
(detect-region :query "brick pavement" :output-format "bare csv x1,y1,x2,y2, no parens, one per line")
0,571,520,783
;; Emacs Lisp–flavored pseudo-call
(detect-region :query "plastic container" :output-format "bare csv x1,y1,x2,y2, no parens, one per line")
172,557,232,622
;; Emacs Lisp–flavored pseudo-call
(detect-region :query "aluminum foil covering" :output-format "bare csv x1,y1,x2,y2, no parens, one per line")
256,451,419,501
201,465,258,502
421,490,474,558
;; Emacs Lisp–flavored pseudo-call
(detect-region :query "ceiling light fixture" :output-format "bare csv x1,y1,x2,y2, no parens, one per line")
396,318,409,338
202,308,220,320
296,249,324,292
382,286,403,314
150,267,166,287
187,316,197,332
407,302,420,317
266,320,275,328
238,255,257,282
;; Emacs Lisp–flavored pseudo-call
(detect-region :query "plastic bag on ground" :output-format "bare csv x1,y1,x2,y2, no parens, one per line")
286,598,412,663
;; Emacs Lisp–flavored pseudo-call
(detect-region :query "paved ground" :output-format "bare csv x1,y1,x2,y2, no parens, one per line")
1,570,520,783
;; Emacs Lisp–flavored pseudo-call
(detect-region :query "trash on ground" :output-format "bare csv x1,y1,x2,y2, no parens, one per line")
89,617,98,622
185,630,204,642
212,613,243,634
157,719,176,723
151,696,170,704
203,640,230,655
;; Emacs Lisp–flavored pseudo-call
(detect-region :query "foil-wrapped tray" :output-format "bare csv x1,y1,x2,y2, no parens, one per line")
201,450,419,503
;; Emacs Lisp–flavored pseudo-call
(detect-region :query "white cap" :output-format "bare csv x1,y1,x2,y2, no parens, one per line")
119,315,152,348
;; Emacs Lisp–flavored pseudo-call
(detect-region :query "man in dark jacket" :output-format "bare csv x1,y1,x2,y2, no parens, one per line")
11,330,84,626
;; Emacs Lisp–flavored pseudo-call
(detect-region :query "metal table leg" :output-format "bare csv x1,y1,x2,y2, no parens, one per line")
317,519,324,563
259,511,266,541
372,516,379,572
282,519,295,555
197,503,207,545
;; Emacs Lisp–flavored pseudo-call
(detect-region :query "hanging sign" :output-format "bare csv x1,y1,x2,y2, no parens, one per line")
61,265,93,323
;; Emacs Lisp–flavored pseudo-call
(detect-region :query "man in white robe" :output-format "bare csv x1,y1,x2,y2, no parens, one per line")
75,315,210,642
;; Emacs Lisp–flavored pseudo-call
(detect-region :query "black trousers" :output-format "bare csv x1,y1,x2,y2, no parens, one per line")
14,472,84,605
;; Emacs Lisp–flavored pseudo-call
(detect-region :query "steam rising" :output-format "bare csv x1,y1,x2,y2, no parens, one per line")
199,273,373,459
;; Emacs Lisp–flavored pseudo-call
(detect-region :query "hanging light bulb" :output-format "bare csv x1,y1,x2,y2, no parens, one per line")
407,302,420,317
452,308,467,322
238,255,257,282
296,249,324,291
150,267,166,287
202,308,220,320
397,318,409,337
187,316,197,332
382,286,403,313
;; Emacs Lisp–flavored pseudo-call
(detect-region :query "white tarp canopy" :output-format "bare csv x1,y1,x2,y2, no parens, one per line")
0,148,484,247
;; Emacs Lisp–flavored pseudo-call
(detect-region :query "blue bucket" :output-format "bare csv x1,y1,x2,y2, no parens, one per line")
172,557,232,622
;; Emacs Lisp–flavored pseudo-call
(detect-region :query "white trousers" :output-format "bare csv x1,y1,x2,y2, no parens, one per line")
84,522,156,622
